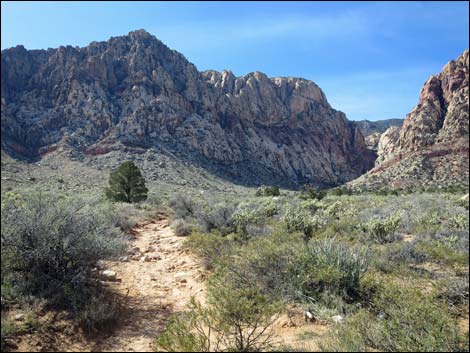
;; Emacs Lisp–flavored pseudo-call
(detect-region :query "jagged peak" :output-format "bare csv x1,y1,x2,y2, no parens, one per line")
127,29,153,38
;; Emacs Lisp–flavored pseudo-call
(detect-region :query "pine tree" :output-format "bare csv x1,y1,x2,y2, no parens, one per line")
105,161,148,203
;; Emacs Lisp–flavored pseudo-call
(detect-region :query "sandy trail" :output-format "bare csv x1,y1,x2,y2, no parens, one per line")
91,217,206,352
11,216,327,352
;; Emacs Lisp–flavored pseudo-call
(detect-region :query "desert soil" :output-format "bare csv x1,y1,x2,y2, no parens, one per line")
10,216,329,352
91,217,207,352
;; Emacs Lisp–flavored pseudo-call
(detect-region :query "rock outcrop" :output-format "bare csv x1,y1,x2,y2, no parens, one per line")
355,118,404,138
356,118,404,151
1,30,375,188
351,49,469,189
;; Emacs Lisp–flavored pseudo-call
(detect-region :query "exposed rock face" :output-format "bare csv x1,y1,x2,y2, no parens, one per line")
1,29,375,188
351,49,469,189
355,118,404,137
356,118,404,151
375,126,401,165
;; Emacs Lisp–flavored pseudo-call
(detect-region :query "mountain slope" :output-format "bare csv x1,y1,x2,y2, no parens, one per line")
1,29,375,188
350,49,469,190
355,118,404,137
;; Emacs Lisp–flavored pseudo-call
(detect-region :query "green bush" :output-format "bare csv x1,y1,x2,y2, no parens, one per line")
293,238,368,301
195,202,236,235
77,288,122,335
330,187,352,196
362,213,401,243
261,198,279,217
299,186,326,200
156,279,280,352
415,240,468,266
232,204,261,240
321,284,466,352
171,218,193,237
255,185,280,197
215,232,305,301
436,276,469,308
105,161,148,203
1,191,124,309
331,188,344,196
185,232,232,270
282,206,316,241
169,194,199,219
1,317,19,351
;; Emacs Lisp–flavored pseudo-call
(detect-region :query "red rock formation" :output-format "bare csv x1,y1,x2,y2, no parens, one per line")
1,30,375,188
351,49,469,189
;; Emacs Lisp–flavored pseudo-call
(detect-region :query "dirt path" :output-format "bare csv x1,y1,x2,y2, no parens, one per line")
91,217,206,352
9,217,328,352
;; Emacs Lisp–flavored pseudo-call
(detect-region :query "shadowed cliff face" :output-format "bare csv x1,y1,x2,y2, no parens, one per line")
1,29,375,188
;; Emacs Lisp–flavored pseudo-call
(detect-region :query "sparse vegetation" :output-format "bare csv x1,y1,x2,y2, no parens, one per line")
255,185,280,197
155,280,281,352
1,190,126,341
1,167,468,351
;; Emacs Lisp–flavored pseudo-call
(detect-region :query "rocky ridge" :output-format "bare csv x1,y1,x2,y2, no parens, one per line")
1,29,375,188
355,118,404,151
355,118,404,138
351,49,469,190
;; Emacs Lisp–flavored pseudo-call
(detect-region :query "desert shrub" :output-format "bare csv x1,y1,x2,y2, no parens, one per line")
112,202,142,233
293,238,368,301
282,206,316,241
232,204,261,240
432,229,469,254
375,189,388,196
361,213,402,243
145,192,163,207
255,185,280,197
436,276,469,308
76,286,122,335
217,232,305,301
195,201,236,235
1,317,19,352
321,284,465,352
412,211,442,235
330,188,344,196
155,299,211,352
261,198,279,217
105,161,148,203
324,201,347,218
185,232,233,270
456,198,469,210
447,213,469,230
415,240,468,266
156,281,280,352
171,218,193,237
169,194,198,219
1,191,124,309
299,198,323,213
299,186,326,200
386,241,429,265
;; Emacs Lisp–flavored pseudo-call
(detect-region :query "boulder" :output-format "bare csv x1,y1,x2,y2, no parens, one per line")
100,270,117,281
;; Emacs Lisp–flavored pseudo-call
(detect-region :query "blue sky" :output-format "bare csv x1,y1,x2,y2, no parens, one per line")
1,1,468,121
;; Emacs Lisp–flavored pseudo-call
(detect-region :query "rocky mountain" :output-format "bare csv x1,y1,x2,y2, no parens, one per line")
351,49,469,190
355,118,404,137
1,29,375,188
355,118,404,151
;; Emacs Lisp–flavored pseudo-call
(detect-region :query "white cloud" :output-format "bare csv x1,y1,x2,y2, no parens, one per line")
152,9,371,50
